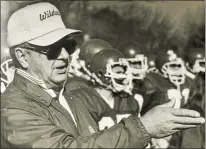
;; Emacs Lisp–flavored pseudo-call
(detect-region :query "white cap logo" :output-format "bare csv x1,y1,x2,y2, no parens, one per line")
40,9,61,21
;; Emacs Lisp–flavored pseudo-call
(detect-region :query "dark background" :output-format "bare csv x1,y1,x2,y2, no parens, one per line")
1,1,205,62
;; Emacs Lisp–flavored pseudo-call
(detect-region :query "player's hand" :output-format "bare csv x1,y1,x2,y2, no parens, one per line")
140,98,205,138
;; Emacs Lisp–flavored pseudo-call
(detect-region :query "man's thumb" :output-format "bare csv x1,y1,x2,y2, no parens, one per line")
157,98,176,108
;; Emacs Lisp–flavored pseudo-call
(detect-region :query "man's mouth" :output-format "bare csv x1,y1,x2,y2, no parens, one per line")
171,74,183,77
55,65,67,73
57,65,66,69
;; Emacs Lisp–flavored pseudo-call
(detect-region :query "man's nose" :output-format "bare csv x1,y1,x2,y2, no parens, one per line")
58,47,69,59
123,78,130,84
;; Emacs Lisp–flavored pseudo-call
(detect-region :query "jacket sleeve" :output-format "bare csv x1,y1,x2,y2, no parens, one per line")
1,105,151,148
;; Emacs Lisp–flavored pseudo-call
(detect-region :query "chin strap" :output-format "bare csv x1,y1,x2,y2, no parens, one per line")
185,69,196,80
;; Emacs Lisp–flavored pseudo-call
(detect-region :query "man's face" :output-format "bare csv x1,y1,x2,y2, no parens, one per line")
109,64,133,94
26,39,75,89
111,65,124,74
111,65,130,85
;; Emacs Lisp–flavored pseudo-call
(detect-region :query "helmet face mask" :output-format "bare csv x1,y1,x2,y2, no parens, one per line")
192,58,205,73
162,58,186,86
79,60,93,76
68,48,82,75
1,59,15,93
104,59,133,94
147,67,159,73
120,54,148,80
68,49,92,80
147,62,159,73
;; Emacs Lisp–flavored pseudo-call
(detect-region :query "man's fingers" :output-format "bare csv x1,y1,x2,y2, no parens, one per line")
172,109,200,118
173,123,199,130
174,116,205,125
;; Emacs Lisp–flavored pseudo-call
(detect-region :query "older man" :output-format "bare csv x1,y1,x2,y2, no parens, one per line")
1,2,205,148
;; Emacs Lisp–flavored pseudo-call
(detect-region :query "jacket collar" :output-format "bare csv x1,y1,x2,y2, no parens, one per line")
13,72,53,106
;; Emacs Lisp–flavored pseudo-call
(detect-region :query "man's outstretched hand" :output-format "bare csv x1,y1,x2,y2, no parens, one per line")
140,98,205,138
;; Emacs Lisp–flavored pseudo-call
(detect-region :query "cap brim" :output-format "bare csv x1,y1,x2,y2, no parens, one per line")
28,28,82,46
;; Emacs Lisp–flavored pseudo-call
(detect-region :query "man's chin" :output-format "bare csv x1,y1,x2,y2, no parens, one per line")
52,75,68,86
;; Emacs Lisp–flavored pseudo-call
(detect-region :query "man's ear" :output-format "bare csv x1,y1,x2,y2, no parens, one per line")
14,48,29,69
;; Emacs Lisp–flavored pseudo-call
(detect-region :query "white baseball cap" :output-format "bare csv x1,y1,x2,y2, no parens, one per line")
7,2,82,47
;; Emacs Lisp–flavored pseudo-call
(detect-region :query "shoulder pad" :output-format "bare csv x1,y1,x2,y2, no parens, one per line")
145,73,175,92
142,75,156,94
143,78,155,90
182,75,197,90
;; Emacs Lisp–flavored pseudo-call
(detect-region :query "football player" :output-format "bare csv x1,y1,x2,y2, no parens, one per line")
142,49,187,114
183,47,205,91
88,48,140,126
141,49,188,148
185,47,205,74
170,47,206,106
118,41,148,80
169,50,205,148
68,40,139,130
117,41,157,149
66,39,117,130
118,41,148,115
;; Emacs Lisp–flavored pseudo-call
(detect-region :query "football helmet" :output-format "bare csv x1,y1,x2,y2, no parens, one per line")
90,48,133,94
118,41,148,79
155,50,186,86
145,52,159,73
185,47,205,73
79,39,112,67
1,58,15,93
78,39,112,76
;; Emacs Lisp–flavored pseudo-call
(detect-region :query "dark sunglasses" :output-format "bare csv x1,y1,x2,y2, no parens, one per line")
21,39,76,60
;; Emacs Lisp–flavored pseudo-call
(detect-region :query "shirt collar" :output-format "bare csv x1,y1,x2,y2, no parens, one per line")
16,68,64,98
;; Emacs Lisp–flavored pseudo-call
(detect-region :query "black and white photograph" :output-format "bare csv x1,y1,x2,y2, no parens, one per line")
1,1,205,148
